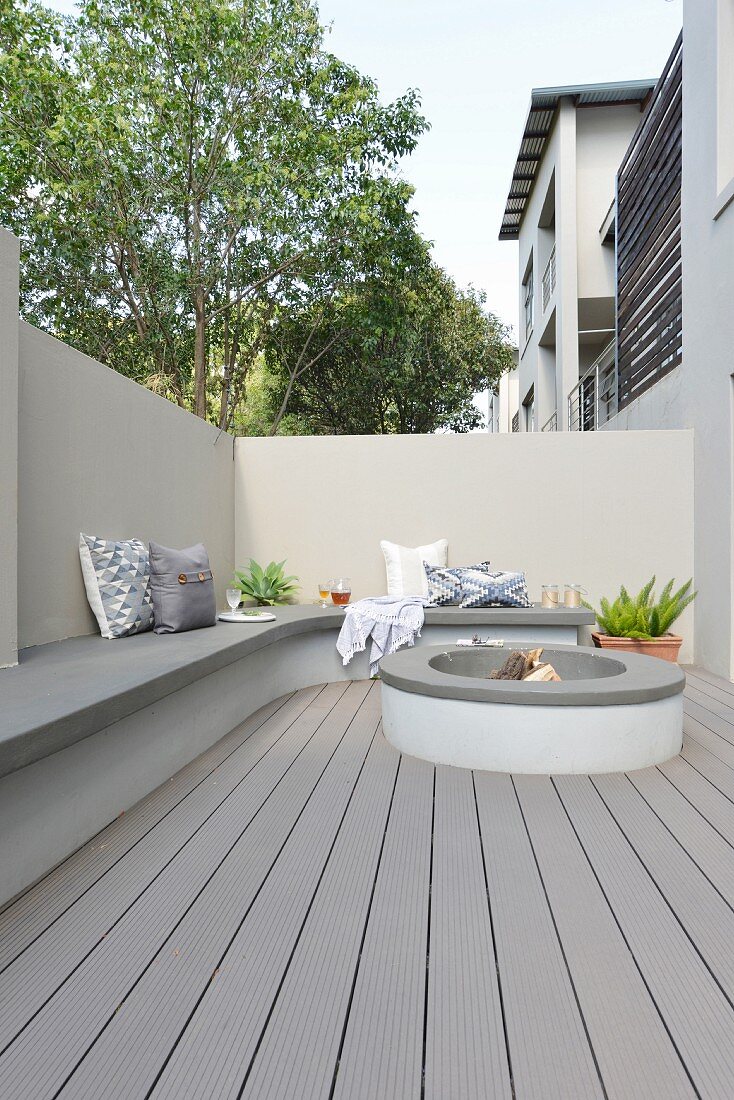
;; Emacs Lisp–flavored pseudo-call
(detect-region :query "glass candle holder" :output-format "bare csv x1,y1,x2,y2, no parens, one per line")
541,585,560,608
564,584,587,608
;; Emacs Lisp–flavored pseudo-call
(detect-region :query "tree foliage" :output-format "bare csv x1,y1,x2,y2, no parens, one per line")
261,260,514,435
0,0,427,424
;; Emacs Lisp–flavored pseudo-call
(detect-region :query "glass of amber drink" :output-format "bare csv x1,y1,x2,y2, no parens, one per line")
317,581,332,608
331,578,351,606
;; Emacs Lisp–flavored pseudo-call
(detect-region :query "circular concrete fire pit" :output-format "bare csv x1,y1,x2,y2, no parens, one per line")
380,643,684,774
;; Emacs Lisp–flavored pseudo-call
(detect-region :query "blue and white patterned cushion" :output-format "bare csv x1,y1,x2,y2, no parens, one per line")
423,564,463,606
459,569,531,609
446,560,492,578
79,533,154,639
424,561,494,606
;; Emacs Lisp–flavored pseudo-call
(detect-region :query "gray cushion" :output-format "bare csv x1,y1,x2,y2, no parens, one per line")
149,542,216,634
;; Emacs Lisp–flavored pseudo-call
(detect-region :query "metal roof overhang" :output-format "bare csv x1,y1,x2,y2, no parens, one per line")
498,79,657,241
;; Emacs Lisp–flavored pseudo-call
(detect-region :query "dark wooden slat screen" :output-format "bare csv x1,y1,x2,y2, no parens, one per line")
616,32,682,410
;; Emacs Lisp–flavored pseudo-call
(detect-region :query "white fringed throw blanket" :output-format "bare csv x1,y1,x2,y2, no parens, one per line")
336,595,427,677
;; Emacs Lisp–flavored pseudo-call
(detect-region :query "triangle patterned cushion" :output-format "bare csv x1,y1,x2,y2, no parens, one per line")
79,533,154,639
459,569,532,609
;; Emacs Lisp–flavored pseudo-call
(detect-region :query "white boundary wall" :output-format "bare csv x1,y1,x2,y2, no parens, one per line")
235,431,696,662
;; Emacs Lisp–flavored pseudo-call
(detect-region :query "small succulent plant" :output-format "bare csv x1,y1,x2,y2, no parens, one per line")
234,559,299,606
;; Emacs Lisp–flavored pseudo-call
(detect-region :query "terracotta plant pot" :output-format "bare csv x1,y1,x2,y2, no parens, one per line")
591,631,683,663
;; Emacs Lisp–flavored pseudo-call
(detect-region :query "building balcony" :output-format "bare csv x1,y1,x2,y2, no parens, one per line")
568,339,617,431
541,244,556,312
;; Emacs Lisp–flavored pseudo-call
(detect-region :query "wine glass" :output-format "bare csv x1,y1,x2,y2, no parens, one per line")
226,587,242,615
317,581,332,608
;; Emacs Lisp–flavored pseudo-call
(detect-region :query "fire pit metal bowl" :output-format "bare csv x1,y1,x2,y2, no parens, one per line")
380,642,684,775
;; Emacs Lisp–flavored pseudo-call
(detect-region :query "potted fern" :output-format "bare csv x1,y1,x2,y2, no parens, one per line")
234,559,299,606
586,576,695,662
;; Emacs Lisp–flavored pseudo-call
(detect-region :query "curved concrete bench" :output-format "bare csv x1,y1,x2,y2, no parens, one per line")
0,604,592,905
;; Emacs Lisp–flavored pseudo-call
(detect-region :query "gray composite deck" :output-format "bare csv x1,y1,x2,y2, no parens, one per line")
2,669,734,1097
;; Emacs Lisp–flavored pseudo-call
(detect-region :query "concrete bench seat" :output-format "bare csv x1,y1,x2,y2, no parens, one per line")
0,603,592,905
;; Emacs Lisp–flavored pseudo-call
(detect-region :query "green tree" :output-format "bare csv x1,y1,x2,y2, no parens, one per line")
0,0,427,423
263,261,514,434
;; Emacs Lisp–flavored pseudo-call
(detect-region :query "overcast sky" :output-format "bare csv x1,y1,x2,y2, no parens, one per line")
47,0,682,341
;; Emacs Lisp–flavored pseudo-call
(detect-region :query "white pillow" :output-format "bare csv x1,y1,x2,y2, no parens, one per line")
380,538,448,597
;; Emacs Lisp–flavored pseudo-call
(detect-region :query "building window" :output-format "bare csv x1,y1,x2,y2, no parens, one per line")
523,386,535,433
523,266,534,341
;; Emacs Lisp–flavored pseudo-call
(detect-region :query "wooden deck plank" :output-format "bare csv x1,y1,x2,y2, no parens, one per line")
513,774,693,1099
555,773,734,1097
0,692,299,971
592,772,734,1002
474,771,603,1100
659,754,734,846
0,682,360,1098
0,684,327,1049
240,726,400,1100
685,698,734,748
331,752,434,1100
684,673,734,712
684,682,734,726
684,666,734,701
680,734,734,800
626,765,734,906
423,765,511,1100
684,709,734,769
66,684,380,1099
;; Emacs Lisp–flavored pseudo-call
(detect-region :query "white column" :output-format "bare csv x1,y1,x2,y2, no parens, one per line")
554,98,580,427
0,229,20,667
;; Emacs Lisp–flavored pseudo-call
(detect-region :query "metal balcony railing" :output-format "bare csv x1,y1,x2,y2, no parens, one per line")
541,246,556,312
511,411,520,433
541,412,557,432
567,340,617,431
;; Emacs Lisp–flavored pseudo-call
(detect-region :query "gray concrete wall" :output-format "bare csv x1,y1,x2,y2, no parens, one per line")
601,10,734,677
603,368,686,433
234,430,696,661
17,321,235,648
0,231,19,667
680,0,734,676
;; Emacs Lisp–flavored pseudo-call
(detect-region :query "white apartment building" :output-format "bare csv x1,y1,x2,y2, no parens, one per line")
499,80,656,432
498,4,734,675
487,350,518,433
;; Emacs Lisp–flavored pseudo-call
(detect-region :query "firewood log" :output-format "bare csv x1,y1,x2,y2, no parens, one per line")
495,651,528,680
524,648,544,671
522,663,561,682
